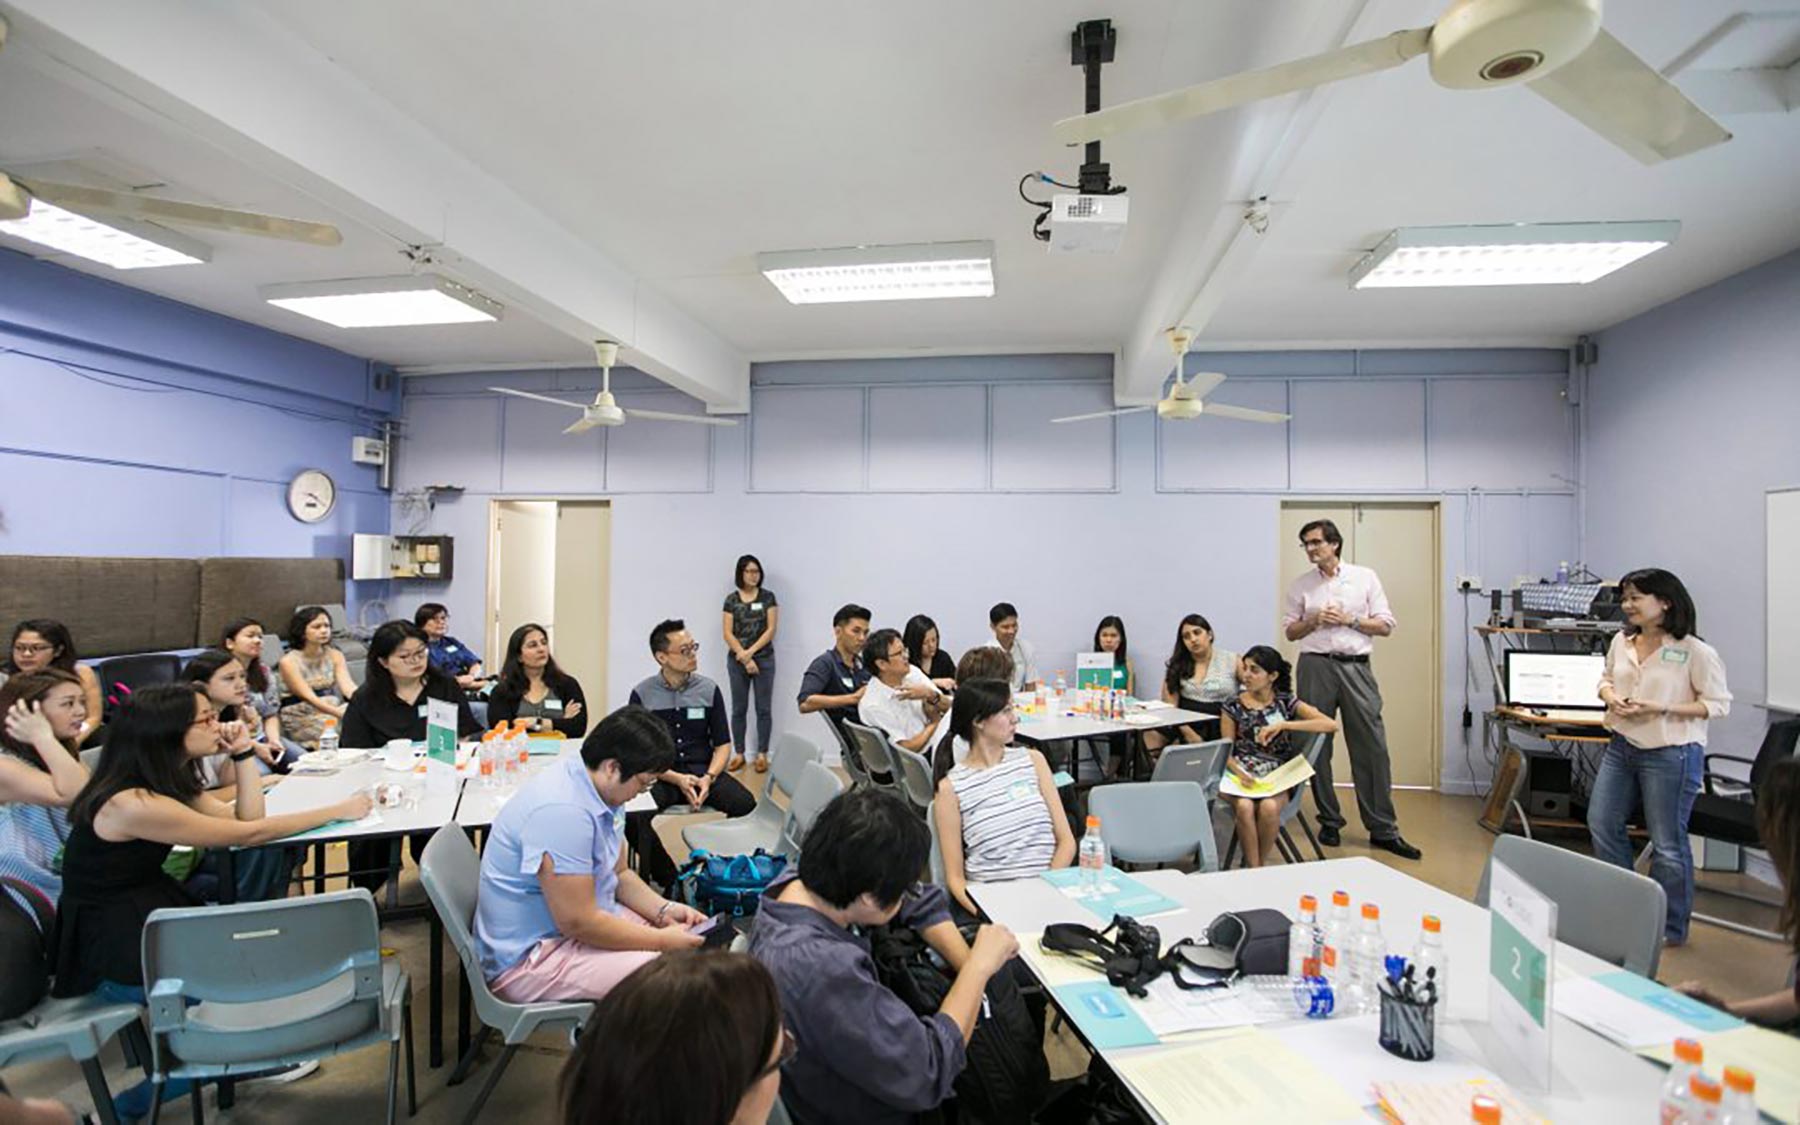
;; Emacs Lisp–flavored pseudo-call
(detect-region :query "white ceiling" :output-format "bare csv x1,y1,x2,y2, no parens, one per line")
1,0,1797,389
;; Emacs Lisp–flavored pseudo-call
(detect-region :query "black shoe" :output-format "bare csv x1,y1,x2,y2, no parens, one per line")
1316,825,1341,847
1371,835,1423,861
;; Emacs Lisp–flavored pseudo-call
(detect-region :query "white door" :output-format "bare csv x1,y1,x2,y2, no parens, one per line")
1277,502,1440,788
489,500,558,663
552,502,610,713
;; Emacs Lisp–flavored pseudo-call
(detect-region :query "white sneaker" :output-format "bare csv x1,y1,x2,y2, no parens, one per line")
244,1060,321,1085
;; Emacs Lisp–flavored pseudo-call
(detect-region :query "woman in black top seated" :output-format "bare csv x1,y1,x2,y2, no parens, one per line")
54,684,368,997
339,621,480,891
905,614,958,692
485,623,588,738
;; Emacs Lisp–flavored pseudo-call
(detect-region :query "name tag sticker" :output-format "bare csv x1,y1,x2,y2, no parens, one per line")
686,706,707,720
416,704,429,718
841,676,855,689
751,602,763,612
1007,780,1037,803
446,644,459,653
545,697,563,712
1661,648,1689,664
1050,770,1075,788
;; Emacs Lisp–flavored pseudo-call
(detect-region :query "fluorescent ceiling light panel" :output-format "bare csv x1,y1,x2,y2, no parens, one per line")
0,197,209,269
1349,221,1679,289
260,274,503,327
758,240,994,304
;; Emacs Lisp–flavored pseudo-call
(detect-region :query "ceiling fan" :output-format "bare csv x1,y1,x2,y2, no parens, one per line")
1052,328,1291,426
1051,0,1731,166
490,341,739,433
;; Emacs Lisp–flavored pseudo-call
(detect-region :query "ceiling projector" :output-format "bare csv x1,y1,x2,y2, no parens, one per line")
1048,193,1129,255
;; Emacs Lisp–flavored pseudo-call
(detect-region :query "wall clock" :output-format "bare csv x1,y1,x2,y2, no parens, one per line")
287,469,337,523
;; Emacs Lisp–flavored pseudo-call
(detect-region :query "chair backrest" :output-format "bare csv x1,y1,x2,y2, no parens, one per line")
1299,731,1329,766
842,721,898,790
79,745,104,771
1089,781,1219,871
889,744,936,812
418,826,527,1029
95,653,183,720
1474,834,1666,977
1150,739,1230,792
778,761,844,857
825,716,873,788
141,890,383,1064
767,733,822,804
925,800,948,885
1751,717,1800,788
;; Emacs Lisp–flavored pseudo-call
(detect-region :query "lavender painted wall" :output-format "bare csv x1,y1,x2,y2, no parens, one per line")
1587,249,1800,754
0,250,397,615
395,349,1578,793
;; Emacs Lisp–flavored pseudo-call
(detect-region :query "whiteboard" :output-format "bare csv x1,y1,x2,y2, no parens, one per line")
1769,488,1800,713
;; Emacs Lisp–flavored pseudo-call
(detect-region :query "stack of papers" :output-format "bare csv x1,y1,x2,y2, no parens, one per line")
1131,974,1297,1037
1220,754,1317,799
1371,1079,1546,1124
1110,1028,1365,1124
1552,972,1742,1048
1040,866,1183,918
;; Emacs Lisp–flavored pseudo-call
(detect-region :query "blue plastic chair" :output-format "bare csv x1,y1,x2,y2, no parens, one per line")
0,994,145,1125
1089,781,1220,873
139,890,414,1124
419,827,592,1125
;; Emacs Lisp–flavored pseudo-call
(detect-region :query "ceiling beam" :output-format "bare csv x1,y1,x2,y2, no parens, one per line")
1114,0,1409,404
0,1,749,410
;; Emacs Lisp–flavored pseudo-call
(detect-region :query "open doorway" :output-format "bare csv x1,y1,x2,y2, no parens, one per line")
487,499,611,713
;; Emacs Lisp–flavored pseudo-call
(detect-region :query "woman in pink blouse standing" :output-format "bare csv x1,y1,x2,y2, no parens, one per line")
1588,568,1731,946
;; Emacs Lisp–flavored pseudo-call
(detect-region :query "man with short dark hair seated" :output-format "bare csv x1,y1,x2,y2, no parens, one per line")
750,788,1020,1125
629,618,757,888
797,603,874,737
474,705,707,1003
858,627,949,754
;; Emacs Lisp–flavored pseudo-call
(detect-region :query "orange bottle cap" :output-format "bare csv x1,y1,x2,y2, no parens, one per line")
323,717,337,727
1689,1075,1721,1104
1299,894,1318,911
1470,1093,1501,1124
1332,890,1350,906
1422,914,1441,933
1362,903,1380,919
1672,1038,1703,1065
1722,1066,1754,1094
1086,815,1101,829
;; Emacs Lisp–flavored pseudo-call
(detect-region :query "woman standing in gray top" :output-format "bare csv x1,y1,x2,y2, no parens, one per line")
722,554,779,773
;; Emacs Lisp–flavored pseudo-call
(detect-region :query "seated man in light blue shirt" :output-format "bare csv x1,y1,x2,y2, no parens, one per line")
474,704,708,1002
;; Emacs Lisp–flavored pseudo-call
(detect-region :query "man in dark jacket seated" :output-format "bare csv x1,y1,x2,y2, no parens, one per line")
749,788,1020,1125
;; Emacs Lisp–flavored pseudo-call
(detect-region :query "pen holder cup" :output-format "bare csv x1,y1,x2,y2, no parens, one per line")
1377,989,1436,1061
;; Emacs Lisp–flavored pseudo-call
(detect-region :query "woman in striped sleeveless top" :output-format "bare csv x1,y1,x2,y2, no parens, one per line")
932,679,1074,918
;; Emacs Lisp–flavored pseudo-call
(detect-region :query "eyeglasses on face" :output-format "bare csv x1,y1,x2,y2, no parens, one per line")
190,710,221,728
12,643,53,656
1301,537,1329,548
670,644,701,658
392,647,430,662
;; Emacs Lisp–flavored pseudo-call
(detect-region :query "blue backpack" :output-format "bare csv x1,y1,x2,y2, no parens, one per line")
676,848,787,918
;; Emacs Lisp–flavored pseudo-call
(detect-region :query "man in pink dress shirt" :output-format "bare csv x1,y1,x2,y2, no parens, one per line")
1281,519,1421,860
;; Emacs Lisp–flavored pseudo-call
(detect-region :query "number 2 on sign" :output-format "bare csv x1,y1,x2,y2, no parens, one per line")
1511,946,1523,981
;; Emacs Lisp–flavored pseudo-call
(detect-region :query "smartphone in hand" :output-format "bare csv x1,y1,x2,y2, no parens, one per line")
690,913,738,950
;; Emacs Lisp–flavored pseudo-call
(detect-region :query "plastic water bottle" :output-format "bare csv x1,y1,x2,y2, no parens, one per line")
1320,890,1352,987
1555,560,1570,584
1659,1038,1704,1124
1411,914,1448,1024
1686,1074,1723,1124
317,717,339,756
1054,670,1068,700
514,720,532,773
1346,902,1386,1016
1288,894,1321,982
1078,816,1108,894
1718,1066,1756,1124
478,730,497,789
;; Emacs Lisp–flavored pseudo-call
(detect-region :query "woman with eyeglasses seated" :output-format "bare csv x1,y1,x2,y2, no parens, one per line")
4,620,104,746
277,606,358,751
339,621,481,892
0,670,92,1019
486,623,589,738
51,683,367,1115
560,951,791,1125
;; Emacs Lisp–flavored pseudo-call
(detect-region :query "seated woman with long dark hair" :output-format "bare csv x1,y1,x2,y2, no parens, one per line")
339,621,480,891
486,623,589,738
277,606,358,751
5,619,104,745
905,615,958,693
219,616,295,759
932,679,1074,919
0,670,91,1018
1219,646,1338,869
1144,613,1240,754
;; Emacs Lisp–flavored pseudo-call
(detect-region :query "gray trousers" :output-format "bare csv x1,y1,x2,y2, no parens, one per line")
1296,653,1401,838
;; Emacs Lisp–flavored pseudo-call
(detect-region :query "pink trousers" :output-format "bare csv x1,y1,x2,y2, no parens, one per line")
488,907,659,1003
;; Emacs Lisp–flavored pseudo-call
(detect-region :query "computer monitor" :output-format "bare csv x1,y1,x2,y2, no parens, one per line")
1504,651,1606,710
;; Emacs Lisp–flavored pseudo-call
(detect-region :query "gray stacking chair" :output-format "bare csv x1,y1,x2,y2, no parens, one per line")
1223,732,1330,867
842,721,901,793
887,743,938,818
684,733,821,855
926,799,949,885
776,762,845,859
419,828,592,1125
138,890,414,1124
1150,739,1230,790
824,717,875,789
0,994,145,1125
1089,781,1220,873
1475,833,1667,977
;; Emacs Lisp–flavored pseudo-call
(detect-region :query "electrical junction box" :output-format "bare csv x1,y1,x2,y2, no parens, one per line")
1048,193,1128,254
351,436,387,466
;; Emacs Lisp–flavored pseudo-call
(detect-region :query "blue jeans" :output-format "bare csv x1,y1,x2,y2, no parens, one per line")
1586,736,1703,943
726,652,775,761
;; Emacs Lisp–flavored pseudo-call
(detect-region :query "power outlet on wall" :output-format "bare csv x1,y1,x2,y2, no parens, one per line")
1456,575,1482,592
